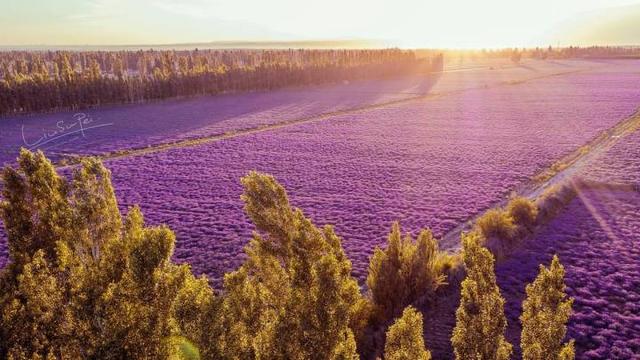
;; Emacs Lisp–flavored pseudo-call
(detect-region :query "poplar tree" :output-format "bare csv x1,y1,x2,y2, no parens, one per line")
451,233,512,360
218,171,365,359
367,222,406,320
384,306,431,360
367,223,445,321
520,255,574,360
0,150,211,359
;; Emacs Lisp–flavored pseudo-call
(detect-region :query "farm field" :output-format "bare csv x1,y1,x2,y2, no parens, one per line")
3,60,636,284
576,128,640,187
417,125,640,359
5,1,640,358
107,61,640,285
421,186,640,359
498,187,640,359
498,125,640,359
0,59,599,166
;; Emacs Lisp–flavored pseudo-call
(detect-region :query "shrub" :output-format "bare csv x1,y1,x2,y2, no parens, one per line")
521,255,574,360
475,208,517,241
367,223,446,321
451,233,512,360
506,196,538,231
435,251,465,284
384,306,431,360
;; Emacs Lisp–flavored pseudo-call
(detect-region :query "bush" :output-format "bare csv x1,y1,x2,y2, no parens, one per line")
535,182,578,223
367,223,446,321
384,306,431,360
475,208,517,250
475,196,541,256
506,196,538,231
435,251,464,284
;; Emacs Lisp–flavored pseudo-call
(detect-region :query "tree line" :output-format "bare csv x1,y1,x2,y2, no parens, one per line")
418,45,640,63
0,49,444,116
0,150,573,359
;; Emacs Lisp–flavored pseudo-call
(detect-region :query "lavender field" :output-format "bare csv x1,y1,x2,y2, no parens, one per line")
0,59,598,166
4,60,637,285
577,129,640,187
497,188,640,359
5,2,640,358
108,61,640,284
490,123,640,358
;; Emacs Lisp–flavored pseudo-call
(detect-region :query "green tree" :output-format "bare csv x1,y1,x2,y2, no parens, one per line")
520,255,574,360
451,233,512,360
218,171,364,359
0,250,78,359
367,223,445,320
403,229,444,305
384,306,431,360
0,150,212,359
367,222,406,320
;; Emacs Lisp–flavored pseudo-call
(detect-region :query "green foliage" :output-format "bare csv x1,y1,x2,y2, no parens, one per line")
366,223,446,321
215,171,364,359
506,196,538,231
384,306,431,360
475,196,540,256
1,149,73,268
0,250,77,359
535,183,578,224
451,233,512,360
0,149,211,359
168,336,201,360
520,255,574,360
364,225,456,357
475,208,517,243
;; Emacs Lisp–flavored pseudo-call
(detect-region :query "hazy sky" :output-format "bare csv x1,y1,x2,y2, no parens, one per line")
2,0,640,48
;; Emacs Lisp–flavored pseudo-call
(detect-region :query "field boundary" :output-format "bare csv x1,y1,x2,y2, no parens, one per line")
54,66,593,167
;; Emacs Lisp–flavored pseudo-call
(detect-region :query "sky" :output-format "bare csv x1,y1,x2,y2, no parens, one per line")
1,0,640,48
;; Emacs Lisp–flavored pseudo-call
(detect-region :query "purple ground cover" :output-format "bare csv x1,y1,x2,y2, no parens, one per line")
497,189,640,359
1,61,638,285
0,59,599,166
578,129,640,186
54,63,638,287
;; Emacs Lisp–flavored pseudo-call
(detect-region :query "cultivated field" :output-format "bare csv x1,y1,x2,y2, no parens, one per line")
3,59,637,286
1,57,639,359
0,59,597,165
497,188,640,359
419,118,640,358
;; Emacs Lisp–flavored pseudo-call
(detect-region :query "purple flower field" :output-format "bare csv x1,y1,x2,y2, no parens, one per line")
0,59,599,166
4,62,628,286
1,60,639,287
578,129,640,186
497,188,640,359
